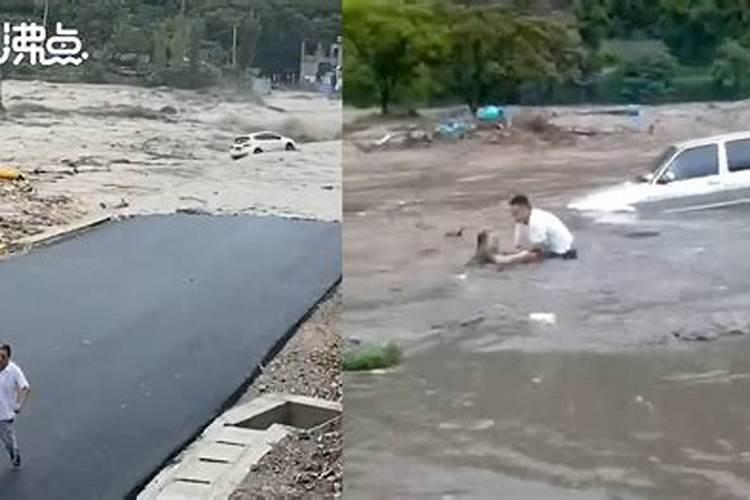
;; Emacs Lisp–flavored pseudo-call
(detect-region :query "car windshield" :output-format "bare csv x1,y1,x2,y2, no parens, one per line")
650,146,677,173
637,146,677,182
234,136,250,145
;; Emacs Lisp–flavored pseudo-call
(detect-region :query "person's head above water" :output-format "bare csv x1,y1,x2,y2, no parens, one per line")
0,343,11,371
509,194,532,224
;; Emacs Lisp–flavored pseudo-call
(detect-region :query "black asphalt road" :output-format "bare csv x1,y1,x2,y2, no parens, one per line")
0,215,341,500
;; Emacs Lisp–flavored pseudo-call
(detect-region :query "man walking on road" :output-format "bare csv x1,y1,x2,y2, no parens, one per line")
0,343,30,469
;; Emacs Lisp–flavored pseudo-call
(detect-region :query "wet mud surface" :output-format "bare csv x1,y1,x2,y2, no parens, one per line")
344,124,750,499
346,207,750,499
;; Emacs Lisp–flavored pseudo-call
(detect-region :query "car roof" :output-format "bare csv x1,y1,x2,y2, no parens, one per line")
675,131,750,149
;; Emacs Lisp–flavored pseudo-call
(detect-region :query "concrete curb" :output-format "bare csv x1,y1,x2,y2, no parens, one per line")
7,215,113,254
137,393,342,500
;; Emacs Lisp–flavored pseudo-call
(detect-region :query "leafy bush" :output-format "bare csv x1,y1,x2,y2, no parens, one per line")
616,50,678,103
82,61,108,84
712,39,750,98
342,342,402,372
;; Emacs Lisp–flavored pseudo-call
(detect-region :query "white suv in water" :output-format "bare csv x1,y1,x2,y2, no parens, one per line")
569,131,750,214
230,131,298,159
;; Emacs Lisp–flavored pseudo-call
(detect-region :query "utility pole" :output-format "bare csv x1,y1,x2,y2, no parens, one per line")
43,0,49,28
232,24,238,69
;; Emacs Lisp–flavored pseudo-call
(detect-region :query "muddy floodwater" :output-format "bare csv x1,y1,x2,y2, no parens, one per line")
344,204,750,500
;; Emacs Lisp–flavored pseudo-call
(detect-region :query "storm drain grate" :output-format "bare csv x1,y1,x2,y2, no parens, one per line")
233,400,340,431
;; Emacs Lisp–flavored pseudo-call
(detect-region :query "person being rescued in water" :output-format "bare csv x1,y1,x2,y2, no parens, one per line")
475,194,577,268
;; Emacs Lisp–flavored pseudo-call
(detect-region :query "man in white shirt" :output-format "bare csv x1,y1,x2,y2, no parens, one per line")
475,194,577,268
0,342,30,469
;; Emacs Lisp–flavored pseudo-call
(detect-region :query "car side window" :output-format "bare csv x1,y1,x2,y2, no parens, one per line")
254,133,273,141
726,139,750,172
665,144,719,181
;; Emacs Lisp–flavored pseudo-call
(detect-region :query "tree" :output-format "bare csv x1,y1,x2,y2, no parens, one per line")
188,17,206,72
657,0,724,65
344,0,443,114
445,9,583,112
0,0,339,83
712,39,750,98
618,50,678,103
607,0,660,38
574,0,612,50
237,14,261,70
444,11,502,113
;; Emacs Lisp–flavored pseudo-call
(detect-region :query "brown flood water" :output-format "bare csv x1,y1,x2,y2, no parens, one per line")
344,205,750,500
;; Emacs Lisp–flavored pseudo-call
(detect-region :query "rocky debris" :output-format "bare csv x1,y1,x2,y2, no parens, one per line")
230,422,342,500
100,198,130,210
673,328,746,342
362,128,435,152
444,227,464,238
355,111,605,152
0,178,83,246
231,293,342,499
672,319,749,342
244,307,342,402
61,155,104,169
345,336,362,349
176,207,212,216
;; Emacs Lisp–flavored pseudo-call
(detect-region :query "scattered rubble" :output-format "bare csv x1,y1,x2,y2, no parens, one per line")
230,422,342,500
231,293,342,499
0,178,83,246
100,198,130,210
672,326,747,342
444,227,464,238
175,207,212,216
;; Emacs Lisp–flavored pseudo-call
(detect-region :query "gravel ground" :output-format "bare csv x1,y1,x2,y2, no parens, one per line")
230,290,342,500
0,178,84,246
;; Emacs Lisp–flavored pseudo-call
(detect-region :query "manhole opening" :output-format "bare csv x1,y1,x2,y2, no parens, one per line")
235,401,339,431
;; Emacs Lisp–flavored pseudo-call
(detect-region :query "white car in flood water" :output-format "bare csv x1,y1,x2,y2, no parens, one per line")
230,131,298,159
569,131,750,214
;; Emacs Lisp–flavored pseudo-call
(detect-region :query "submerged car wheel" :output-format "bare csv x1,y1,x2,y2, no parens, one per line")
253,148,263,154
285,142,296,151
